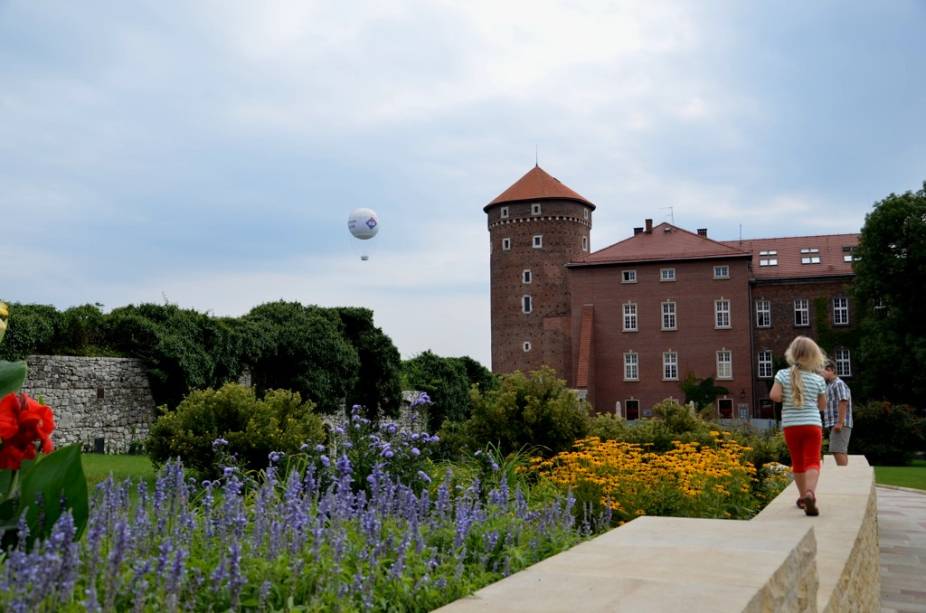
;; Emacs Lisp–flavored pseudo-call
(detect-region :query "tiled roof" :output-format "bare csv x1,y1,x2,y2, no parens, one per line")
575,305,594,388
721,234,859,280
485,165,595,211
573,223,751,266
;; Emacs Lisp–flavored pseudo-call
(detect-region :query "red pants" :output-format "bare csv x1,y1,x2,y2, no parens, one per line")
784,425,822,473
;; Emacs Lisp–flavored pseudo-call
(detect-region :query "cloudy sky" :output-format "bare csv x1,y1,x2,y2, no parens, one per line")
2,1,924,368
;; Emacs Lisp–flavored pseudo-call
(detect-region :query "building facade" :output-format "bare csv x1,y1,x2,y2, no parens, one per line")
485,166,859,418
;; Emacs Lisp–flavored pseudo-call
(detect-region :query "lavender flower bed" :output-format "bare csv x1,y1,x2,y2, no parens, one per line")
0,407,585,612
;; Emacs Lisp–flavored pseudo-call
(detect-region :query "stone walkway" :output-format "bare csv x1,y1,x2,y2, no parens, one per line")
879,486,926,612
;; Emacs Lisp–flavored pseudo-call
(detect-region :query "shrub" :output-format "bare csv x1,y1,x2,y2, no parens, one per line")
850,401,926,465
465,367,589,457
146,383,325,479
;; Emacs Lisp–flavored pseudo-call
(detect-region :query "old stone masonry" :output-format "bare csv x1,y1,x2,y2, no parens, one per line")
21,355,156,453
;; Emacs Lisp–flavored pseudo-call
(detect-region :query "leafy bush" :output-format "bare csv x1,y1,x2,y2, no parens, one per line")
465,367,589,457
850,401,926,465
146,383,325,479
403,351,474,431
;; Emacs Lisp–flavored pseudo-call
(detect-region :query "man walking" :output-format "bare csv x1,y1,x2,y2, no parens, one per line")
822,360,853,466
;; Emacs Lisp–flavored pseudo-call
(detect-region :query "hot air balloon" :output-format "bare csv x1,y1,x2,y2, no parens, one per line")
348,208,379,260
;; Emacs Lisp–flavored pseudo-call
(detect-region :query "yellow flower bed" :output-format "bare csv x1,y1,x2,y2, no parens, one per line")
531,431,765,523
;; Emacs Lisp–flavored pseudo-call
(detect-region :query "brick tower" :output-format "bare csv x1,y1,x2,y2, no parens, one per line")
484,165,595,375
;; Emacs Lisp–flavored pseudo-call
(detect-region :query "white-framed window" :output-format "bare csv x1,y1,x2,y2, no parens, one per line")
582,236,588,251
500,206,509,219
624,351,639,381
713,265,730,279
532,235,543,249
842,245,856,263
758,350,773,378
715,299,731,328
800,247,821,265
583,208,589,220
531,202,542,216
522,270,532,284
660,268,676,282
502,237,511,251
759,250,778,267
716,349,732,380
661,300,677,330
623,303,638,332
663,351,678,380
794,298,810,326
522,341,531,352
622,270,637,284
835,349,852,377
755,299,771,328
833,297,849,325
522,295,532,314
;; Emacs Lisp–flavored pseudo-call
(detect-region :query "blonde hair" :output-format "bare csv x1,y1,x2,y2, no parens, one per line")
784,336,826,406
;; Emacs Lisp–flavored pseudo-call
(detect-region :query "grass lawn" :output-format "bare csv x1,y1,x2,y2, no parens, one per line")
875,459,926,491
81,453,156,489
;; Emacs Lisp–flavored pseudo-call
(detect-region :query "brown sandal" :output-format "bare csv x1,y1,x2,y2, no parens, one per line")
802,492,819,516
796,497,806,509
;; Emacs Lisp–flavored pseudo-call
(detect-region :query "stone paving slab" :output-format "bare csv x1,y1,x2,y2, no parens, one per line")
879,486,926,613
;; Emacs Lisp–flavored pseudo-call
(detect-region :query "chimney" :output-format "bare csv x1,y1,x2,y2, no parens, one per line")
644,218,653,233
697,228,708,237
633,227,644,235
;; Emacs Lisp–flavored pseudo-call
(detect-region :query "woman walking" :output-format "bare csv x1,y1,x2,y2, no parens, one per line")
769,336,827,516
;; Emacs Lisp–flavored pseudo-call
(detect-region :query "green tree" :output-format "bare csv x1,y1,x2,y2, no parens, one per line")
853,182,926,406
465,366,589,457
245,302,359,414
334,307,403,419
0,303,62,360
402,351,472,431
680,373,729,411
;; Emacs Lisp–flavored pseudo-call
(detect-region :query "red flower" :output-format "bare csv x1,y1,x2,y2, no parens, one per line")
0,392,56,470
0,392,19,440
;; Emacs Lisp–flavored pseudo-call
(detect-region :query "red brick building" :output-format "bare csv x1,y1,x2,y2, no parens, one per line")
485,166,859,418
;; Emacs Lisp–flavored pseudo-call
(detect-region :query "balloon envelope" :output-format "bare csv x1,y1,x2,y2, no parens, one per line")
348,208,379,240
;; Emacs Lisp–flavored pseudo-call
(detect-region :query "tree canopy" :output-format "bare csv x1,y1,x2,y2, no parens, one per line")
853,181,926,407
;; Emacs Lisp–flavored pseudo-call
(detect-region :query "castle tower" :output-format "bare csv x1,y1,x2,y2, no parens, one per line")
484,165,595,376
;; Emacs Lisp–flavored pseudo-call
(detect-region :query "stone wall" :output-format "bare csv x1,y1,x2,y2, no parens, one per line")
438,454,878,612
22,355,156,453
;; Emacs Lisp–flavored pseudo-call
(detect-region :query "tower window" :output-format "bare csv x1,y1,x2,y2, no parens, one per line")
502,237,511,251
522,341,532,352
522,295,533,314
522,270,532,284
500,206,509,219
581,236,588,251
532,235,543,249
583,208,589,220
531,203,542,216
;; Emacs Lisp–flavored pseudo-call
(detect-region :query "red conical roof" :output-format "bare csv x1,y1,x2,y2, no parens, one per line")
485,165,595,211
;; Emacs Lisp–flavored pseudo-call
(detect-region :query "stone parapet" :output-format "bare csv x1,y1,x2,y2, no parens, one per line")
438,455,877,612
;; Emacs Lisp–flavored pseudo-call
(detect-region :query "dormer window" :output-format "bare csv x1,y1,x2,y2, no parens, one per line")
500,206,509,219
842,245,857,262
800,247,821,264
531,203,542,216
759,250,778,266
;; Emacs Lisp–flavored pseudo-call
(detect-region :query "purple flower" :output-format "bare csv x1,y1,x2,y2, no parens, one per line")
320,455,330,468
383,449,394,459
223,466,235,478
315,444,326,453
212,437,229,449
300,443,311,451
430,435,440,444
410,447,420,457
417,470,432,483
334,426,345,436
268,451,284,463
491,462,499,472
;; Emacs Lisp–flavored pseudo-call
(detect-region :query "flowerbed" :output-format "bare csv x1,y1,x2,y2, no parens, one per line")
532,431,788,522
0,422,583,612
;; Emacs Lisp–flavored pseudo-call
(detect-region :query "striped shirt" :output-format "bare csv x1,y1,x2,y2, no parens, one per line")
774,367,826,428
824,377,853,428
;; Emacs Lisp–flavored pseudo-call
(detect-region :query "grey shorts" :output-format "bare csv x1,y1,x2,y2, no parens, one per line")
828,426,852,454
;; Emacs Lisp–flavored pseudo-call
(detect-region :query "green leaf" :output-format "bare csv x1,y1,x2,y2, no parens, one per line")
0,360,27,396
19,444,89,545
0,470,12,501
